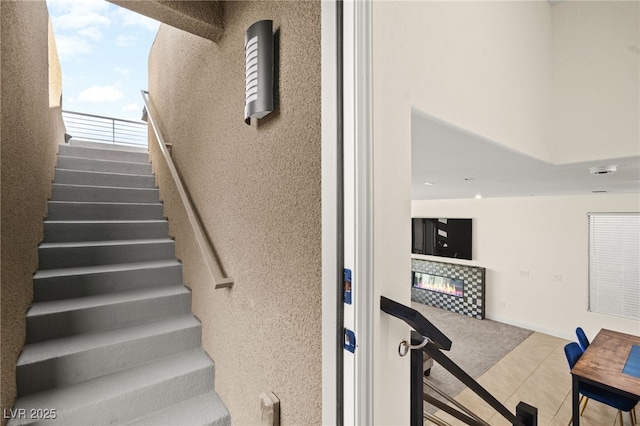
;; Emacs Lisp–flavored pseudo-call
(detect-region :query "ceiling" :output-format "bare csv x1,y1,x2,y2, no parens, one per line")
411,109,640,200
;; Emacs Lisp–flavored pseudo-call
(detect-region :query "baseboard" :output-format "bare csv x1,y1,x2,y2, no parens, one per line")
485,313,574,341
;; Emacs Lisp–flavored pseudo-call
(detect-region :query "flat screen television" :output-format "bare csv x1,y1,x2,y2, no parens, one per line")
412,218,472,260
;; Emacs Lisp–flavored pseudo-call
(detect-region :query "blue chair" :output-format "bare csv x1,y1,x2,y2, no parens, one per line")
564,342,638,425
574,327,592,413
576,327,590,352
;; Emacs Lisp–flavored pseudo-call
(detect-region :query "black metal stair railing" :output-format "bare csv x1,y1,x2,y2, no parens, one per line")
380,296,538,426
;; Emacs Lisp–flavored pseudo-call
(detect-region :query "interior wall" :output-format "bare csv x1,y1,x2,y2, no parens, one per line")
375,0,639,169
374,1,554,163
551,1,640,163
1,0,65,419
412,194,640,340
147,2,321,424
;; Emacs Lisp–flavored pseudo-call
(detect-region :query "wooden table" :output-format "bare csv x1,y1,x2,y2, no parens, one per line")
570,329,640,425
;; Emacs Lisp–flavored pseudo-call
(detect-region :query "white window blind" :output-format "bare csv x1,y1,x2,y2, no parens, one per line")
588,213,640,320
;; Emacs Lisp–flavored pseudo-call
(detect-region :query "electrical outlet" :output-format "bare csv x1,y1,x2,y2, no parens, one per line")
519,270,530,278
553,274,563,282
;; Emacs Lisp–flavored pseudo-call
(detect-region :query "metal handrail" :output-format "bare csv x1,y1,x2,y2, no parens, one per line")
62,110,147,147
140,90,233,289
380,296,537,426
423,377,490,426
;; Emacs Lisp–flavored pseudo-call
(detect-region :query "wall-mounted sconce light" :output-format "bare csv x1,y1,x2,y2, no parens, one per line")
244,20,274,125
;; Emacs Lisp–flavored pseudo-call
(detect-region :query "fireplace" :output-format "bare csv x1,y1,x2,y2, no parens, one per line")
412,271,464,298
411,259,486,319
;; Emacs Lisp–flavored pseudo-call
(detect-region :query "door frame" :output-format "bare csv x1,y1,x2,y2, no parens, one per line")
322,1,384,424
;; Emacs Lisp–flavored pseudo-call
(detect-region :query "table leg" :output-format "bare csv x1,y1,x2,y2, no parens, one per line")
571,375,580,426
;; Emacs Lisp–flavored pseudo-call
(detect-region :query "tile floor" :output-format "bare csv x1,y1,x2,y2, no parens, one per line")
427,332,638,426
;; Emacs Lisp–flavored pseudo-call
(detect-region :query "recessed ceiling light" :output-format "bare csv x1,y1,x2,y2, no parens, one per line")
474,194,482,199
424,182,433,186
589,165,617,175
464,178,475,181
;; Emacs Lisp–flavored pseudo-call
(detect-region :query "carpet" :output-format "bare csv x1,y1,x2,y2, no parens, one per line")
411,302,534,414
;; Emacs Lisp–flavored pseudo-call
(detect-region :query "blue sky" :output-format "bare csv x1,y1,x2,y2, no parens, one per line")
47,0,160,121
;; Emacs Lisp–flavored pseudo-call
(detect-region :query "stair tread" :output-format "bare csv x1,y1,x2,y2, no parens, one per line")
126,391,229,426
51,183,157,191
33,259,181,279
11,349,213,416
57,155,150,167
18,314,199,366
46,201,165,222
44,219,168,224
39,238,173,249
53,169,156,189
55,168,153,178
48,200,162,206
58,145,150,164
67,140,148,153
28,286,190,317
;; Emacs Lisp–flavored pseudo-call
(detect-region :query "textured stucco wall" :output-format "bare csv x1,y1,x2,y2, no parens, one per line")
1,1,65,418
48,20,63,110
147,1,321,424
108,0,224,42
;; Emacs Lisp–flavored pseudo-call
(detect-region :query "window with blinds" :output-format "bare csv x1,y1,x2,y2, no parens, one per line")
588,213,640,320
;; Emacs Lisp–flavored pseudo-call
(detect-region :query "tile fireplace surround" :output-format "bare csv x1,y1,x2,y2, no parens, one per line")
411,258,486,319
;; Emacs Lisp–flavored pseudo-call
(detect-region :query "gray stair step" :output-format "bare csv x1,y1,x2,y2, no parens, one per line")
47,201,164,220
58,144,150,164
126,391,231,426
44,219,169,242
16,314,202,396
9,349,214,426
26,286,192,343
68,139,148,153
51,184,159,203
38,239,175,270
56,156,152,175
54,169,156,188
33,260,183,302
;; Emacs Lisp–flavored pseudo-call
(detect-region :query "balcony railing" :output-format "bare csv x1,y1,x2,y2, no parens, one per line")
62,110,148,147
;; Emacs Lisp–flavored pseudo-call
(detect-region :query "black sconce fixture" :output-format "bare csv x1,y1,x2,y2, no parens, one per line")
244,20,274,125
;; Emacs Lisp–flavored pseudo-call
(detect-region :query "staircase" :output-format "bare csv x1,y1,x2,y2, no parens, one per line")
9,141,231,426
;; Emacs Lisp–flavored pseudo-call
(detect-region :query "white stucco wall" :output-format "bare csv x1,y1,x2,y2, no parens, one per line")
147,2,322,424
374,1,554,163
551,1,640,163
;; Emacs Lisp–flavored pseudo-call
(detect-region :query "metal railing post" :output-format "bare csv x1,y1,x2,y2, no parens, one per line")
411,331,423,426
516,402,538,426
